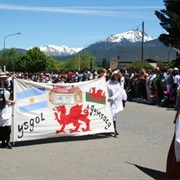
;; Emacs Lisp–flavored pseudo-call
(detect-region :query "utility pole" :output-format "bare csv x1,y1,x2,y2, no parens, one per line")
78,54,80,71
90,59,93,71
141,21,144,61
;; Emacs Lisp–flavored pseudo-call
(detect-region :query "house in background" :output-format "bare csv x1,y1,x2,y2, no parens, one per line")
109,58,132,69
110,57,168,69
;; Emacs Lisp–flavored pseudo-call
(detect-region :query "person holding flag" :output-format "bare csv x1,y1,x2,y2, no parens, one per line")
0,73,15,149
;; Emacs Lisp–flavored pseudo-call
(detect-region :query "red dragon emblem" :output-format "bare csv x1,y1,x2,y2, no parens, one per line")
53,104,90,133
89,87,105,103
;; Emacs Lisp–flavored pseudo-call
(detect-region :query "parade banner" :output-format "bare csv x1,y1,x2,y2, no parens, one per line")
13,77,114,142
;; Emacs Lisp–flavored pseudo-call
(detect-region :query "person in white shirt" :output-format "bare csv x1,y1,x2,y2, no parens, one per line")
173,68,180,88
0,73,15,149
173,69,180,109
146,69,157,100
165,68,174,95
107,70,127,137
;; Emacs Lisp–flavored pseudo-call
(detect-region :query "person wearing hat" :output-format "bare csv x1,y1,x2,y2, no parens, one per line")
107,69,127,137
0,73,15,149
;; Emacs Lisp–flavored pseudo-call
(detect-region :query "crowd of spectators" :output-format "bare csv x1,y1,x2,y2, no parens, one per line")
13,69,106,84
6,66,180,110
124,66,180,109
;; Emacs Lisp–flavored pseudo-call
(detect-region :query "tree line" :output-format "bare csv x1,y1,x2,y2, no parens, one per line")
0,47,101,73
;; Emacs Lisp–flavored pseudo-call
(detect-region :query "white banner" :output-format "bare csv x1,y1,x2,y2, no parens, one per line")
13,77,114,142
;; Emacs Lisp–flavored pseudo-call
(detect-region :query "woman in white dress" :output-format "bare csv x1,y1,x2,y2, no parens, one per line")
0,73,15,149
107,70,127,137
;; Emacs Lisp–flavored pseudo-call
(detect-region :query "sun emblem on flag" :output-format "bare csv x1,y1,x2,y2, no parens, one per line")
29,97,35,103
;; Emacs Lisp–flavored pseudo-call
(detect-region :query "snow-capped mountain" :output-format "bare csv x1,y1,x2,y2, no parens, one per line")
40,45,83,56
105,28,154,43
33,29,154,56
35,45,83,56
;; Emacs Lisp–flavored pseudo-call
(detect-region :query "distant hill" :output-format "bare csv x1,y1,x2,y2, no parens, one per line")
83,39,176,64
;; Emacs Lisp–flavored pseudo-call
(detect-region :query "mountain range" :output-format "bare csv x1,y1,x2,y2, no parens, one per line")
35,28,154,56
32,28,176,64
29,45,83,56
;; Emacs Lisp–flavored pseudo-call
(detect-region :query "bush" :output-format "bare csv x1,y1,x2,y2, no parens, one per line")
128,61,154,70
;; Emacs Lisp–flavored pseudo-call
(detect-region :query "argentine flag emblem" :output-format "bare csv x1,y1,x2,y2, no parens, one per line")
16,87,48,114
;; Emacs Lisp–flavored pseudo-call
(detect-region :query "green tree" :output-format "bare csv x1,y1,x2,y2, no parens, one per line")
26,47,47,73
102,58,108,68
65,51,96,71
56,61,66,71
128,61,154,70
155,0,180,52
78,51,96,70
2,48,23,72
45,56,62,71
14,55,28,72
64,55,78,70
13,47,47,73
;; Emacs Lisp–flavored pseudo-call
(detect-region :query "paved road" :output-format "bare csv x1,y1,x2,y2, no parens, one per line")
0,102,176,180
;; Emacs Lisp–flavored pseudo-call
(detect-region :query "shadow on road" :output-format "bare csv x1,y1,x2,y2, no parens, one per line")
126,162,166,179
11,133,112,147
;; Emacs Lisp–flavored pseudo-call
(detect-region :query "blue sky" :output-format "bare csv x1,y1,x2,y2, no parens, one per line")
0,0,165,50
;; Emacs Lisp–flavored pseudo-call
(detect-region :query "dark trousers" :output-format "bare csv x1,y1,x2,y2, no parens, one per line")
0,126,11,144
166,135,180,179
138,82,147,99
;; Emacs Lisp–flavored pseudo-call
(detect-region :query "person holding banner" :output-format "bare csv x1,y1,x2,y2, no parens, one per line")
0,73,15,149
107,69,127,137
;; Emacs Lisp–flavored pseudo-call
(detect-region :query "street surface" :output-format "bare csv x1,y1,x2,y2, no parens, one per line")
0,101,176,180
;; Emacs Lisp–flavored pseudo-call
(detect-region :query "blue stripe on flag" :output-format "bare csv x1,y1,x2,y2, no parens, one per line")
16,87,45,100
18,101,48,113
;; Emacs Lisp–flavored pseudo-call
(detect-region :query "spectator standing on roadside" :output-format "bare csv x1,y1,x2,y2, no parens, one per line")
138,68,147,100
4,72,14,100
165,68,174,95
173,68,180,91
107,69,127,137
154,68,166,105
0,73,15,149
146,69,157,101
67,70,73,83
173,68,180,109
119,69,126,89
106,68,112,81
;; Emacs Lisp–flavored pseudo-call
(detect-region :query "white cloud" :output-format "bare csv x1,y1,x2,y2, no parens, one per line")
0,4,163,18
